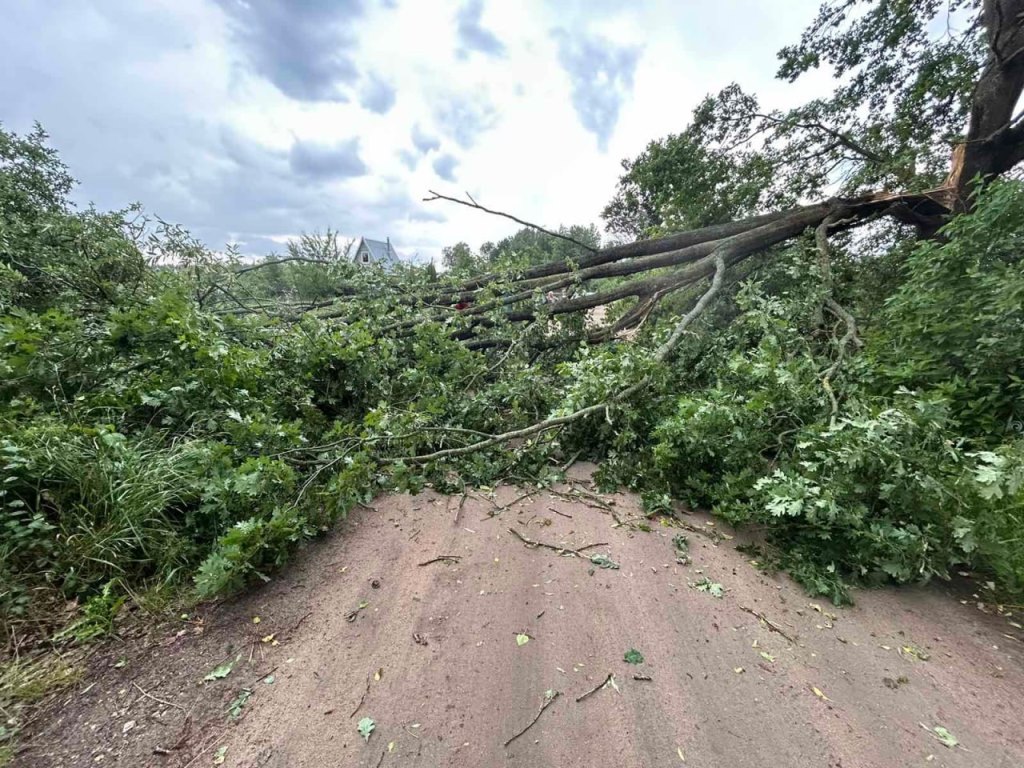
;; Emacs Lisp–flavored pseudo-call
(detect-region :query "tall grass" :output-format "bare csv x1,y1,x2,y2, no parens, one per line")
1,424,204,627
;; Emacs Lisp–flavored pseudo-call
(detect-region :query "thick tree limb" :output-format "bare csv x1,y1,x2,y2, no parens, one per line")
656,252,727,359
945,0,1024,207
442,209,795,296
399,251,730,463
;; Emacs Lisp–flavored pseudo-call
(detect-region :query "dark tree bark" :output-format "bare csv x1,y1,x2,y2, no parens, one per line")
945,0,1024,208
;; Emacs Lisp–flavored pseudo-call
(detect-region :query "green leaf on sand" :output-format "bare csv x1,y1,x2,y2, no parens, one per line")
204,658,236,682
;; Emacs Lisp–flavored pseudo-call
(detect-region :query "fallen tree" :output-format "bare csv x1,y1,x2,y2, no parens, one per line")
368,0,1024,454
3,0,1024,645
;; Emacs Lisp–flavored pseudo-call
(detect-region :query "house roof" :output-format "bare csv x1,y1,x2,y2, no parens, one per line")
353,237,399,266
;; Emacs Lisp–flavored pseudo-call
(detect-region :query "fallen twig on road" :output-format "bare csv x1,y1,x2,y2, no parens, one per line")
132,681,187,713
508,527,607,559
503,690,560,747
575,673,615,703
417,555,462,566
452,491,468,526
488,489,537,517
350,672,371,718
547,488,611,512
740,605,797,644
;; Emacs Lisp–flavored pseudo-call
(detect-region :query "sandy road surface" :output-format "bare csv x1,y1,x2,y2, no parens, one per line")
19,471,1024,767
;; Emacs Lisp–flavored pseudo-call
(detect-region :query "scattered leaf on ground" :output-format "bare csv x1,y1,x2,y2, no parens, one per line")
883,675,909,689
692,577,724,598
734,667,745,674
203,658,236,682
228,688,252,719
516,633,530,646
810,686,829,701
590,553,620,570
358,717,376,742
672,534,690,565
900,644,931,661
677,746,686,761
213,746,227,765
624,648,644,664
759,652,775,662
263,675,275,685
922,724,959,748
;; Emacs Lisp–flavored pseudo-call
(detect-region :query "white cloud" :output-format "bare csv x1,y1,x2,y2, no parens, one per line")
0,0,828,264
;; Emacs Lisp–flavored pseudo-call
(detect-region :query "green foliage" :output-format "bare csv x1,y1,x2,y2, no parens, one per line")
776,0,983,190
52,582,127,643
357,716,375,742
603,124,776,237
603,2,986,240
646,184,1024,602
479,224,600,269
872,180,1024,436
194,507,311,598
441,241,477,274
203,658,237,682
692,577,724,598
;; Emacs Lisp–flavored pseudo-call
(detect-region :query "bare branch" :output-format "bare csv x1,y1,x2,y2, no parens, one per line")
424,190,598,253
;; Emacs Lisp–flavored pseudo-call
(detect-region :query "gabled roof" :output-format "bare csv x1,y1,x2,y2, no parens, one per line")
353,237,400,266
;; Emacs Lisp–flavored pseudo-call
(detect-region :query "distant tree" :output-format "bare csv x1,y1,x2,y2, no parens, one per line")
602,128,775,238
481,224,600,270
441,241,477,273
287,229,345,263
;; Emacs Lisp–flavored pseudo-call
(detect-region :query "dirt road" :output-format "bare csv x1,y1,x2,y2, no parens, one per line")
19,470,1024,767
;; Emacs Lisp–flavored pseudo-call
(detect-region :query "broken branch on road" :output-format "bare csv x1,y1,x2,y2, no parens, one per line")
507,527,607,560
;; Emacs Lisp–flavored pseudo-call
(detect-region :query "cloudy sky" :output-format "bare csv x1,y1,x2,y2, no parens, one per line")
1,0,829,263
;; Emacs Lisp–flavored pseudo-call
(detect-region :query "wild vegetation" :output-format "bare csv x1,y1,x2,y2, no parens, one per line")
2,0,1024,684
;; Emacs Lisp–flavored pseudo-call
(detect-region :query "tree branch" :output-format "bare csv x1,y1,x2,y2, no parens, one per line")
399,250,731,463
753,112,889,165
424,190,598,253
